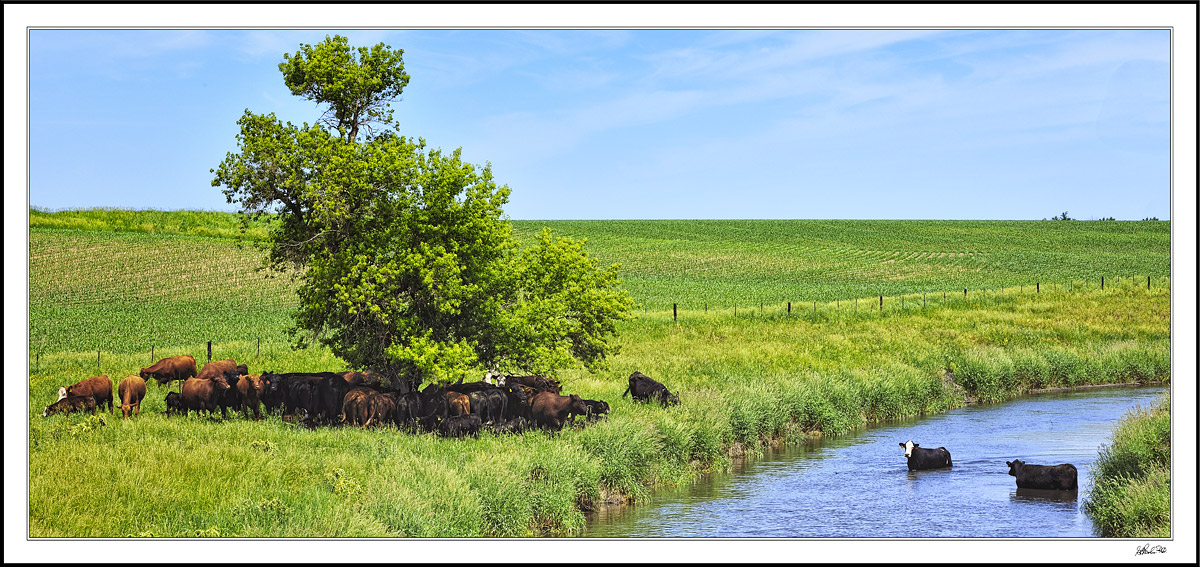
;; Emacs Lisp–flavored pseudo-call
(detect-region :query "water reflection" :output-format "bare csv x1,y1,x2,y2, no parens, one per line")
585,386,1165,538
1012,488,1080,503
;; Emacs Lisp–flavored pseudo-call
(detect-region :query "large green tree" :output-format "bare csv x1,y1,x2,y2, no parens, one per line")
212,35,632,388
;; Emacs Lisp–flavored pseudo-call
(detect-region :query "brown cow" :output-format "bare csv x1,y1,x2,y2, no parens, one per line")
43,395,98,417
237,374,265,421
196,359,247,381
139,355,197,388
445,391,471,417
180,375,232,417
341,387,377,427
371,392,398,427
340,370,384,390
530,391,589,431
59,375,114,414
117,375,147,419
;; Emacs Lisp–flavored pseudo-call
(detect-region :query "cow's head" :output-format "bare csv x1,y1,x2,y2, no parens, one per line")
57,386,68,401
1006,459,1024,476
900,440,919,458
42,401,59,417
139,368,151,380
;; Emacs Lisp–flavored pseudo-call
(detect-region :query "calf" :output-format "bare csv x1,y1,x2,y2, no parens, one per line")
622,371,679,406
530,392,589,431
59,375,115,414
492,416,530,434
117,375,147,419
43,395,98,417
580,398,610,422
1006,459,1078,491
437,413,482,438
237,374,265,420
164,392,185,415
899,440,953,471
140,355,197,389
180,375,232,417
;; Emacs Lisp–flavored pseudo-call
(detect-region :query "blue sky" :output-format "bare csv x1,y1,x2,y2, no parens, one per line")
27,28,1172,220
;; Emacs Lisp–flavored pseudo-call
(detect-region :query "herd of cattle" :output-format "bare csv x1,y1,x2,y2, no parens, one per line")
42,355,682,438
899,440,1079,491
40,355,1074,489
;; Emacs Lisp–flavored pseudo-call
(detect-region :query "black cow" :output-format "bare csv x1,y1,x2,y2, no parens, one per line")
622,371,679,406
43,395,98,417
261,372,349,425
899,440,952,471
164,392,185,415
393,392,424,429
1006,459,1078,490
417,386,450,432
492,416,530,434
500,374,562,394
437,414,483,438
502,386,531,420
580,398,610,421
215,374,242,418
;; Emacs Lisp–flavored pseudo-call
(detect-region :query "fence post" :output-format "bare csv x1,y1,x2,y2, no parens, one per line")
98,350,101,371
673,303,677,322
760,302,763,315
1037,282,1040,294
207,341,212,362
787,301,791,315
257,338,261,358
1148,276,1151,290
151,345,154,361
813,301,816,314
1101,276,1104,290
964,288,967,300
880,295,883,310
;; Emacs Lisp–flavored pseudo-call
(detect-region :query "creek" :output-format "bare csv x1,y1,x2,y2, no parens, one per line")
584,385,1166,537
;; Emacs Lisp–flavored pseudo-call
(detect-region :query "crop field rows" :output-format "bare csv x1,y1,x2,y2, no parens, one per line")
29,213,1170,356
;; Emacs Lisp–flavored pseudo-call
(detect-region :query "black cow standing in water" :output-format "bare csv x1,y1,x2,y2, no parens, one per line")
1006,459,1078,490
899,440,952,471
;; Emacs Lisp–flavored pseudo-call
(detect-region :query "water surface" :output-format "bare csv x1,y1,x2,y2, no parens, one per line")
585,386,1166,538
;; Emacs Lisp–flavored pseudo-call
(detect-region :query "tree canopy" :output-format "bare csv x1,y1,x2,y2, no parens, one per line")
212,35,632,388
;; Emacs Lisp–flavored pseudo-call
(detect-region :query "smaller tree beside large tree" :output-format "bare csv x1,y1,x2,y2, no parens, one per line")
212,36,633,389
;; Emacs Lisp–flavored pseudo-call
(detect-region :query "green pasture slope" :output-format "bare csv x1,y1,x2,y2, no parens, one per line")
27,209,1171,537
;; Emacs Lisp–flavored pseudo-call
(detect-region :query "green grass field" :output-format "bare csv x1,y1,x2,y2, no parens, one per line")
26,209,1171,537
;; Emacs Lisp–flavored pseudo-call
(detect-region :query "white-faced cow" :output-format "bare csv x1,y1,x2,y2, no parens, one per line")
899,440,952,471
1006,459,1078,491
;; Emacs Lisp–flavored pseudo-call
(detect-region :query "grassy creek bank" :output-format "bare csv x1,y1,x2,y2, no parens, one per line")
28,285,1169,537
1085,392,1172,537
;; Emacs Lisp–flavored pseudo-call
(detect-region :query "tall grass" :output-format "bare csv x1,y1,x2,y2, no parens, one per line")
1084,393,1171,538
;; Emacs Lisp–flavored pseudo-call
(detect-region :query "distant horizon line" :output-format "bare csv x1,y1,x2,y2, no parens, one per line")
27,206,1170,222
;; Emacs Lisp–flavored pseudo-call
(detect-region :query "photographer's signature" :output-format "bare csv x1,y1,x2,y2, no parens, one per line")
1135,543,1166,556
